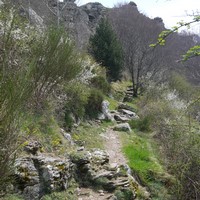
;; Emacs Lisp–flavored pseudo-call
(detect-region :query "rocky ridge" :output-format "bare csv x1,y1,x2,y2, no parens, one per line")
12,0,107,49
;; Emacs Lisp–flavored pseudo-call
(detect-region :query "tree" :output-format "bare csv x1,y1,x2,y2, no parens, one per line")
108,3,199,96
108,4,169,97
89,18,123,81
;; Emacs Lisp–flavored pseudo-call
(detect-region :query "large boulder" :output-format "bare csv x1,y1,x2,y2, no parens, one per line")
113,123,132,132
98,100,114,121
15,154,73,200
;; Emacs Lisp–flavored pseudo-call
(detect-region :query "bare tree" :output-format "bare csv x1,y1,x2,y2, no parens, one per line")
108,4,172,96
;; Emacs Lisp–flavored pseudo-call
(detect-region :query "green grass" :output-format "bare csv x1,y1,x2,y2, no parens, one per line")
120,132,172,200
42,189,77,200
20,111,74,154
1,194,23,200
123,134,161,181
104,95,119,110
111,81,132,101
72,121,114,150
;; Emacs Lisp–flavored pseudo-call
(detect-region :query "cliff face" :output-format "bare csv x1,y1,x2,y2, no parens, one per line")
12,0,106,49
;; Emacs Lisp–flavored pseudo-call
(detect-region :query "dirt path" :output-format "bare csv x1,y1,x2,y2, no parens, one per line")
103,128,127,166
78,128,127,200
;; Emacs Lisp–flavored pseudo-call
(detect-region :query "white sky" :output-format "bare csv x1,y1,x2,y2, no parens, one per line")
78,0,200,32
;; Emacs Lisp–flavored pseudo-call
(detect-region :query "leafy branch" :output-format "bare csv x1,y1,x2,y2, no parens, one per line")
150,16,200,48
150,16,200,61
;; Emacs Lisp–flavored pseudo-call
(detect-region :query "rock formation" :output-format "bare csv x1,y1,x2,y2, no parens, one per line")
14,144,141,199
11,0,106,49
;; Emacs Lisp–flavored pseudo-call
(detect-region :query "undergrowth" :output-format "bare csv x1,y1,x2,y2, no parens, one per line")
120,131,173,200
72,120,114,150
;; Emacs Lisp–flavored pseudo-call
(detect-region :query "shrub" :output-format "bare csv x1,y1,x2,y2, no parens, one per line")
169,73,195,101
114,189,134,200
90,75,111,95
85,89,104,118
30,26,82,109
64,82,90,128
129,116,152,132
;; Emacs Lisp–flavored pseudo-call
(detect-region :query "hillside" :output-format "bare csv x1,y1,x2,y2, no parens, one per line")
0,1,200,200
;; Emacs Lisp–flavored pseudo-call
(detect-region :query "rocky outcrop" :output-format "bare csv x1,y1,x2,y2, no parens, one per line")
15,154,73,200
14,146,143,199
24,140,42,155
11,0,106,49
98,100,114,121
71,149,137,199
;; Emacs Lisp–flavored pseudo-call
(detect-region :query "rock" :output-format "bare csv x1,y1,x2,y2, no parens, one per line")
113,123,132,132
90,149,109,164
114,114,130,122
28,7,44,30
129,1,137,7
24,140,42,155
100,192,105,196
14,154,73,199
77,146,85,151
118,109,139,119
98,100,115,121
15,157,39,185
60,128,74,145
94,171,115,179
13,0,105,48
118,103,136,112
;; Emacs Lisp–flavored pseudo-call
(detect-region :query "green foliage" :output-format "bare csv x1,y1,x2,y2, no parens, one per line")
114,189,134,200
0,4,83,192
123,138,158,181
30,26,82,108
0,4,35,191
64,82,90,128
182,45,200,60
71,121,112,149
89,18,123,81
64,112,74,130
151,16,200,61
137,83,200,199
94,177,109,190
104,96,118,110
41,190,77,200
169,73,195,101
111,81,131,101
1,194,23,200
85,89,104,119
22,110,65,153
121,132,172,199
90,75,111,95
129,116,152,132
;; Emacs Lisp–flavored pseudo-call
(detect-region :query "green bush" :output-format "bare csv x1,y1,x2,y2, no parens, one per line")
90,75,111,95
169,73,195,101
129,116,152,132
64,82,90,128
64,112,74,130
85,89,104,118
114,189,134,200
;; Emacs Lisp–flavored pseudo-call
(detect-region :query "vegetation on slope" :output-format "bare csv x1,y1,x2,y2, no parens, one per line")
1,1,200,200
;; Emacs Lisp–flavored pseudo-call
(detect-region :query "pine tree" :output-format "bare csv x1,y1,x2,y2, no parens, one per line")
89,18,123,81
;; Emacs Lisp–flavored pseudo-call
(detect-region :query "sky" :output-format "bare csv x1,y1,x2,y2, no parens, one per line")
78,0,200,32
